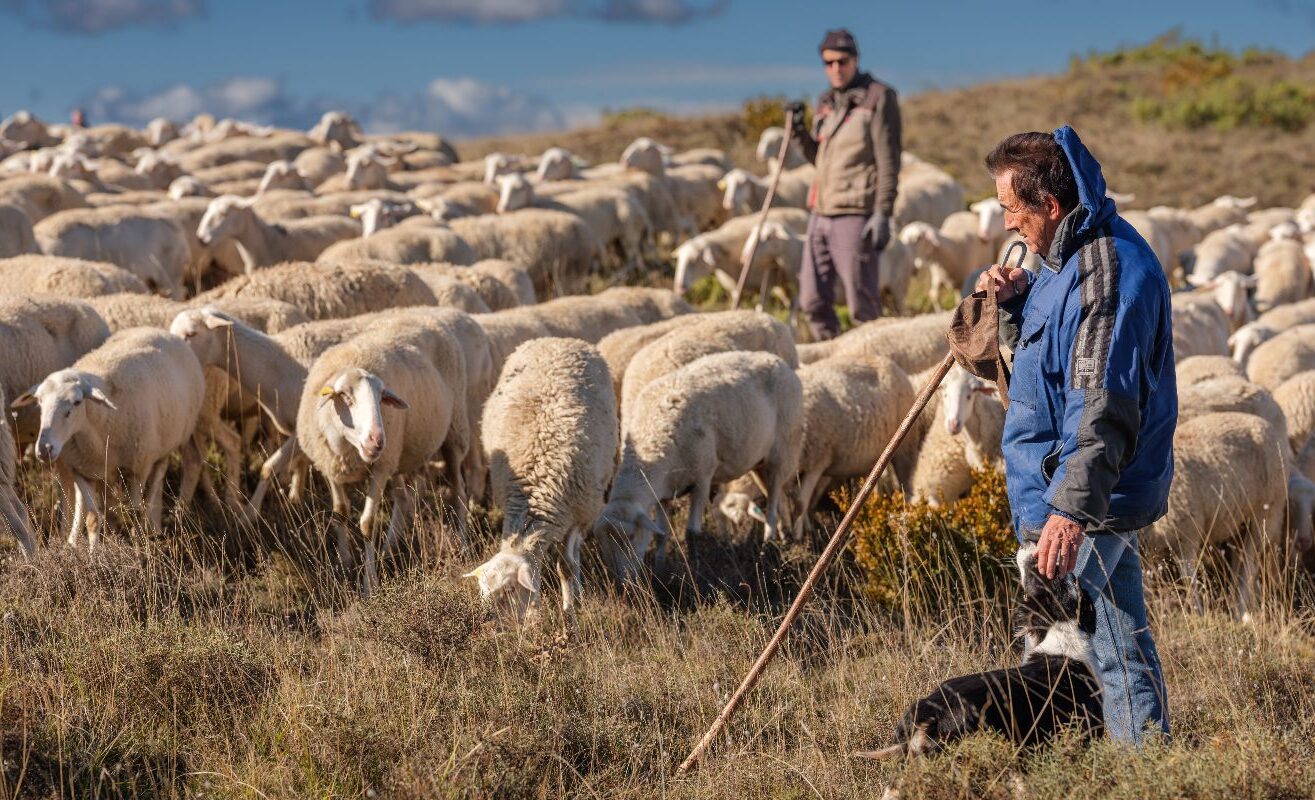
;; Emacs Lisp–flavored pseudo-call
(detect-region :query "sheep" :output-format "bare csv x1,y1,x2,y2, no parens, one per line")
598,350,802,579
1246,324,1315,390
483,152,527,186
665,162,729,235
0,384,35,557
619,310,797,420
308,111,363,150
341,148,400,192
14,327,205,548
535,147,581,181
496,172,651,270
315,222,477,267
410,181,499,219
718,165,814,215
0,174,86,223
194,260,439,320
474,309,555,375
0,203,38,257
1188,224,1259,285
899,213,996,300
910,365,1005,505
521,294,644,343
620,137,669,176
407,258,533,311
1186,195,1256,236
395,265,491,314
1252,237,1312,313
597,316,689,400
1230,298,1315,365
1272,372,1315,455
297,329,457,595
32,206,190,298
793,354,920,530
146,117,179,147
1176,355,1245,387
1122,210,1179,280
1142,412,1289,618
449,209,601,297
595,286,693,324
755,126,807,169
0,254,147,297
969,198,1009,255
195,195,361,271
0,111,58,149
893,161,965,229
468,338,619,620
798,310,953,374
167,176,214,200
672,207,809,294
349,198,420,237
255,160,311,195
1177,375,1288,444
132,152,182,190
175,132,310,174
1171,293,1232,361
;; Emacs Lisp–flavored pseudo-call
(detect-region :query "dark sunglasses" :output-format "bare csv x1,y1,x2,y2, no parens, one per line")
823,56,852,68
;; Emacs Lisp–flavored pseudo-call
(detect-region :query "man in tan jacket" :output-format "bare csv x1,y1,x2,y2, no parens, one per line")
790,28,902,340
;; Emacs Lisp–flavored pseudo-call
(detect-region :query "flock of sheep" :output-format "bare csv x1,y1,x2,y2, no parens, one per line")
0,106,1314,620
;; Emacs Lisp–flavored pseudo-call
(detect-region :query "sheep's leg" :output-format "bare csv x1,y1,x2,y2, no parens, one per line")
247,436,298,518
761,466,789,545
1176,542,1205,614
651,510,673,580
441,442,469,550
178,437,204,512
72,474,102,553
358,472,389,597
53,461,79,546
328,480,354,571
793,469,825,540
144,459,168,534
0,490,36,558
555,528,584,619
1236,530,1261,623
288,452,311,505
383,478,415,557
210,418,245,509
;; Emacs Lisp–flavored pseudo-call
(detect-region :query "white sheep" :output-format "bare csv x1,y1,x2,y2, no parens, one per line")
536,147,583,181
755,126,807,169
483,152,526,185
0,203,38,258
449,209,601,296
910,364,1005,505
798,310,953,374
0,385,35,557
196,195,361,271
620,137,670,176
597,351,803,580
1171,293,1232,361
1176,355,1245,387
597,316,689,400
718,165,814,215
194,260,440,321
468,338,619,621
14,327,205,548
1186,195,1257,236
1142,412,1289,618
255,160,311,195
0,173,87,223
664,162,728,235
1246,324,1315,390
496,172,651,270
0,253,147,297
1188,224,1259,285
1230,298,1315,365
1176,375,1289,446
168,176,214,200
297,329,458,595
969,198,1008,255
308,111,363,150
893,160,965,229
349,198,421,237
33,207,190,298
672,208,809,294
316,223,477,266
1252,237,1312,313
899,213,996,300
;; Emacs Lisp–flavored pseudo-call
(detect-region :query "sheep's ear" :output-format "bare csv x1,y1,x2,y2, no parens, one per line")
716,177,726,190
87,386,116,410
317,385,338,408
202,312,233,330
349,205,364,219
381,389,409,409
10,387,38,409
515,561,539,594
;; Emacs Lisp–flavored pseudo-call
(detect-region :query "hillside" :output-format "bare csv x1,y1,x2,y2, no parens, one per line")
461,35,1315,209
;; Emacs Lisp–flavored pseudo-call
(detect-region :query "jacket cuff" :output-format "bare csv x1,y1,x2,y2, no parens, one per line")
1047,506,1085,526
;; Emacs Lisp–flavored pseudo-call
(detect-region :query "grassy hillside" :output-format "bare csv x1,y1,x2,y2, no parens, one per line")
462,34,1315,209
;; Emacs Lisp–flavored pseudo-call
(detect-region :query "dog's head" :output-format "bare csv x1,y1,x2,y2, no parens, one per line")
1014,542,1095,654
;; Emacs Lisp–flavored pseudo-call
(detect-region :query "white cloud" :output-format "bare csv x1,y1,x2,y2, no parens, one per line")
368,0,728,25
0,0,204,34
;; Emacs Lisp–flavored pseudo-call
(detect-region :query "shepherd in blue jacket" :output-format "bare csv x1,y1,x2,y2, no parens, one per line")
976,126,1174,744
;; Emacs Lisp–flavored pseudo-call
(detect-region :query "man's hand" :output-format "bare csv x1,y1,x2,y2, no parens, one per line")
785,102,809,142
1036,514,1085,579
975,262,1031,302
862,212,891,251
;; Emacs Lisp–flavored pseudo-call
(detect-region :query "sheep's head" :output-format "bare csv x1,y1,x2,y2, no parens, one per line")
898,221,939,257
970,198,1004,243
196,195,252,245
169,307,235,366
168,176,211,200
146,117,178,146
134,151,179,187
344,150,391,191
1214,195,1258,210
756,127,785,162
415,196,463,221
483,152,519,185
309,111,362,149
742,221,798,266
495,172,533,214
315,367,408,464
1297,207,1315,235
1268,221,1302,242
673,237,721,294
592,500,664,584
1189,270,1256,326
535,147,576,181
350,198,418,237
12,370,115,463
719,168,761,214
620,137,667,175
941,364,994,436
256,160,304,195
1228,322,1271,366
464,549,540,623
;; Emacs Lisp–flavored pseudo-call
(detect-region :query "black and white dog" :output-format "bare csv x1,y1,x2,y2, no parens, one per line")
856,542,1104,759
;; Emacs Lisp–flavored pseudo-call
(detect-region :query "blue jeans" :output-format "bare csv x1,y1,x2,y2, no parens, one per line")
1074,531,1170,744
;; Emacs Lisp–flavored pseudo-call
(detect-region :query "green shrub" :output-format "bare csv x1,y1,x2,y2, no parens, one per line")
741,95,812,148
846,468,1016,611
1133,77,1313,132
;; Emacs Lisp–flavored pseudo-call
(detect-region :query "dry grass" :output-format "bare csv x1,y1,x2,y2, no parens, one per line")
2,461,1315,799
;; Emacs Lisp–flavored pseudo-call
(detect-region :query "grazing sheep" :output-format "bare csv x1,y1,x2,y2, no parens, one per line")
523,294,643,343
474,309,555,375
1272,372,1315,455
0,385,35,556
597,316,689,400
175,132,310,174
1186,195,1256,236
900,213,996,300
1171,293,1232,361
1188,269,1255,331
1142,412,1289,618
1177,376,1288,446
672,208,809,294
255,160,311,195
297,329,457,595
718,165,813,215
0,203,38,257
349,197,420,237
308,111,363,150
1246,324,1315,390
536,147,582,181
411,181,500,219
893,160,965,229
620,137,669,176
1188,224,1259,285
798,310,953,374
316,223,476,266
0,111,57,149
1230,298,1315,365
1176,355,1245,387
1252,237,1312,313
595,286,693,324
168,176,214,200
341,148,400,192
746,220,914,314
0,254,147,297
195,260,438,320
33,207,190,298
469,338,619,620
792,354,919,532
598,351,803,580
450,209,601,296
620,310,798,420
0,174,87,223
15,328,205,548
910,365,1005,505
755,126,807,169
196,195,361,271
969,198,1008,255
665,162,729,235
497,173,651,270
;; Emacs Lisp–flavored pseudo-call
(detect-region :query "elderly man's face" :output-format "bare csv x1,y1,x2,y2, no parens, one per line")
995,170,1065,258
822,49,857,89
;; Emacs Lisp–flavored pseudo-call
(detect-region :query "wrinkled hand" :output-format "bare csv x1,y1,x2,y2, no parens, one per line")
862,212,891,251
1036,514,1085,579
975,262,1031,302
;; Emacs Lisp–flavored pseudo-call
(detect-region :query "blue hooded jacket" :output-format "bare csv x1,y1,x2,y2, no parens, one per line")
1000,126,1176,540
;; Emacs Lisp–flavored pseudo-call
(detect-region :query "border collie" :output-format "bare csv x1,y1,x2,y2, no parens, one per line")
855,542,1104,759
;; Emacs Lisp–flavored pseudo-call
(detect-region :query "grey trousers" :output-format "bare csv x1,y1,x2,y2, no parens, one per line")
799,212,882,341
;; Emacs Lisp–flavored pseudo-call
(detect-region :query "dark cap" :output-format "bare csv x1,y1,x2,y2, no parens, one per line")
819,28,858,56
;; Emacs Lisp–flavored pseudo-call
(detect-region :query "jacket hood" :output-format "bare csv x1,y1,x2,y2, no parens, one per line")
1053,125,1116,237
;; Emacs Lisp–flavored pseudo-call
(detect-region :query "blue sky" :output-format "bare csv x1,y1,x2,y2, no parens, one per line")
1,0,1312,138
